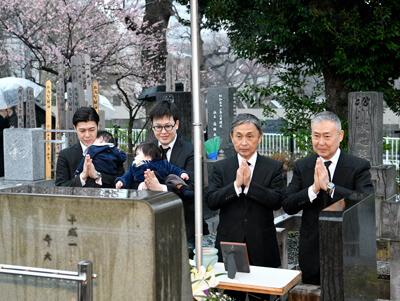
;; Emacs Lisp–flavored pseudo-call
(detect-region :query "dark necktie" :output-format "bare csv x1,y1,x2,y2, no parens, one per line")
322,160,332,209
324,161,332,181
160,146,170,161
240,162,252,194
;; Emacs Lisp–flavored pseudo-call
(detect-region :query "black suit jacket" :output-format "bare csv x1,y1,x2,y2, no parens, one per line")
55,142,124,188
206,154,285,268
163,137,196,241
127,137,197,241
167,138,194,191
282,151,374,277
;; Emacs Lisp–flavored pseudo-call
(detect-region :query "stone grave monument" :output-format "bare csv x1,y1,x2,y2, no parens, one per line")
348,92,398,238
319,194,377,300
288,194,377,301
348,91,398,299
3,128,45,181
206,87,237,158
113,95,121,106
0,187,192,300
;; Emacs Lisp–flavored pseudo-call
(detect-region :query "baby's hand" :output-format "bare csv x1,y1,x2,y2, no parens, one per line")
116,181,123,189
181,173,189,180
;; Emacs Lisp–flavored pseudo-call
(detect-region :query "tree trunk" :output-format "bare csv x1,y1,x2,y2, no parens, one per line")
143,0,173,81
323,70,352,122
0,31,11,77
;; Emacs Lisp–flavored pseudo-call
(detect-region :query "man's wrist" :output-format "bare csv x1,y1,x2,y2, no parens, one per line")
234,180,243,189
80,173,87,186
312,183,319,194
326,182,335,195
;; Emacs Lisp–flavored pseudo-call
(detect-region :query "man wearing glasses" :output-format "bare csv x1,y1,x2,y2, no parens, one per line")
131,100,200,248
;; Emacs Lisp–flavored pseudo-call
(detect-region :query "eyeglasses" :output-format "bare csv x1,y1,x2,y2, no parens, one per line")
152,123,176,132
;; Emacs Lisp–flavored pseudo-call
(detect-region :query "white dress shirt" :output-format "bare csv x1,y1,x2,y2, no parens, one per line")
234,152,257,196
308,148,341,202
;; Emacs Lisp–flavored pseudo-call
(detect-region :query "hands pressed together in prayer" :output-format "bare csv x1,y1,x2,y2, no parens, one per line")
80,154,98,182
235,159,251,190
312,157,330,194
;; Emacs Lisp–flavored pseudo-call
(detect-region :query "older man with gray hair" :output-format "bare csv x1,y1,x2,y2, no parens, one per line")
206,113,285,301
282,111,374,285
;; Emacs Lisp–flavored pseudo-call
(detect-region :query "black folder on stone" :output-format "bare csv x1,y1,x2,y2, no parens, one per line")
220,242,250,279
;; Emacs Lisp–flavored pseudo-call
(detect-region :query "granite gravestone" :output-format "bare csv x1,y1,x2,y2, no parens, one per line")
319,194,377,301
3,128,45,181
206,87,237,158
57,57,66,131
184,57,192,92
348,92,383,166
113,95,121,106
66,82,76,147
25,87,36,128
98,110,106,130
56,85,67,133
165,54,175,92
84,54,93,107
17,87,24,128
348,92,398,239
0,187,192,300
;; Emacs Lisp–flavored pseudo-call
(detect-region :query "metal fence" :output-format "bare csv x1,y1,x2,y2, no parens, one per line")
105,128,147,150
257,133,303,157
384,136,400,168
106,128,400,168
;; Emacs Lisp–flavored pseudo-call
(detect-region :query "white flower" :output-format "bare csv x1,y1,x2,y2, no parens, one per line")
190,261,220,301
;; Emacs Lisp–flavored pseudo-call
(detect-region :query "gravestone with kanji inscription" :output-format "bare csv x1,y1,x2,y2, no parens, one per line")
0,186,191,300
206,87,237,158
3,128,45,181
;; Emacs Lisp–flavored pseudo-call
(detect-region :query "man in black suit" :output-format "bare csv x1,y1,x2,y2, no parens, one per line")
131,100,200,248
55,107,124,188
206,113,285,301
282,111,374,285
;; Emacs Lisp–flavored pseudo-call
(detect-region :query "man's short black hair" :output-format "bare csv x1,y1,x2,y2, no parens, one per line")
148,100,179,123
97,130,114,144
72,107,100,127
136,142,162,159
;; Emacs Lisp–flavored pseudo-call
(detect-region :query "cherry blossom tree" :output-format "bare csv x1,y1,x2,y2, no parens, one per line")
0,0,163,84
0,0,165,152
